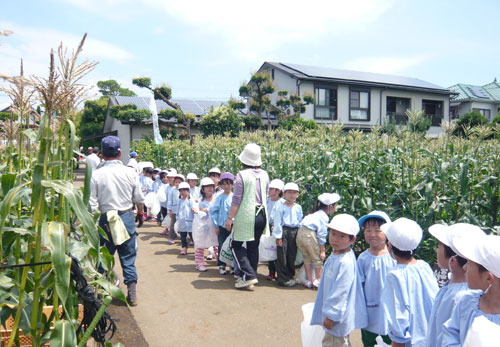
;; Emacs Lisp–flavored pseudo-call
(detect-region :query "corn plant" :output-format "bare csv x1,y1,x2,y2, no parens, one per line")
0,34,125,347
134,125,500,264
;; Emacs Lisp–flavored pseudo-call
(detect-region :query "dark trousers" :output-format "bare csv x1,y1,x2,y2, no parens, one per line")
231,210,266,281
361,329,391,347
180,232,188,248
98,210,138,284
217,227,231,267
276,226,298,284
160,207,168,219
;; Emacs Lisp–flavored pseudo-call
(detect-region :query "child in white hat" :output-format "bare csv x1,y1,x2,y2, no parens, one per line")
443,234,500,346
297,192,340,289
425,223,485,347
272,182,303,287
176,182,194,255
310,214,367,346
166,173,185,244
356,211,395,346
186,173,201,200
380,218,439,347
265,178,285,281
160,169,177,235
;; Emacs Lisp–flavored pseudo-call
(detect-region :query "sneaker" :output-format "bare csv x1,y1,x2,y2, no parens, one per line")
168,238,175,244
266,273,275,281
206,254,214,260
312,279,320,289
304,280,313,289
283,279,296,287
247,278,258,285
189,240,194,246
235,278,251,289
161,229,169,235
196,265,207,272
219,266,227,275
180,247,187,255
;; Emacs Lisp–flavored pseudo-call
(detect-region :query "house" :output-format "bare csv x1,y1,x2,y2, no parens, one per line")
254,62,455,135
102,96,224,161
448,80,500,122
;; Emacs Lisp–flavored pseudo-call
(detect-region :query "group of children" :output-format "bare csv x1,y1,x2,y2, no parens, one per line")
136,164,500,347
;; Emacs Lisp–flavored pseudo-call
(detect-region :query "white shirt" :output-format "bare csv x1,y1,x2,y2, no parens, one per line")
127,157,139,172
87,153,100,171
90,160,145,213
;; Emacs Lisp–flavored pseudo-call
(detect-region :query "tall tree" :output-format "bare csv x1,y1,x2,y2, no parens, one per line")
97,79,136,97
132,77,195,139
78,97,108,148
238,72,275,130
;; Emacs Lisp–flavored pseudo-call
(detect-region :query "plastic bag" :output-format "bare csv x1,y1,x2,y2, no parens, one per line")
463,315,500,347
374,336,391,347
157,188,167,203
259,234,277,261
162,215,172,228
295,264,317,284
192,213,218,249
150,195,161,217
144,192,156,209
301,302,324,347
219,234,234,265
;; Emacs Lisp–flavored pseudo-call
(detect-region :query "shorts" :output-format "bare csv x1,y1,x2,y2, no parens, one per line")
296,226,322,268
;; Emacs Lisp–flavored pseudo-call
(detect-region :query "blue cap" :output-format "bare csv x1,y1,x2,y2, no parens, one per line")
358,211,391,227
130,151,137,157
101,136,121,157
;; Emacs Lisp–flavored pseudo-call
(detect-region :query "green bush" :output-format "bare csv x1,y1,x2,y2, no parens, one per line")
454,110,488,137
199,105,244,137
278,115,319,130
243,115,263,130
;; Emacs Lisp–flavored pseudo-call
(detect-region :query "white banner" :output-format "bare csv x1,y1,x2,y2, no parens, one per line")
149,94,163,145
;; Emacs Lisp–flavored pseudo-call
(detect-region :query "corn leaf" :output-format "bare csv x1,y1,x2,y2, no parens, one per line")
48,221,71,309
50,320,76,347
91,279,128,305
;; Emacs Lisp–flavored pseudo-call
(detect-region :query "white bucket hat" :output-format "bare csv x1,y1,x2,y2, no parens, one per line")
358,211,391,227
238,143,262,167
429,223,486,254
283,182,299,192
318,193,340,206
178,182,190,190
186,173,199,180
200,177,215,186
174,173,185,181
208,167,221,175
167,168,177,177
452,234,500,278
381,217,422,251
269,179,285,191
326,214,360,236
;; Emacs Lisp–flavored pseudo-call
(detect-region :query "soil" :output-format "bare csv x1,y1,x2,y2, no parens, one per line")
74,166,362,347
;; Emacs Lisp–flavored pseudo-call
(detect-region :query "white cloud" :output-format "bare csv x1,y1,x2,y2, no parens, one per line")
344,55,433,75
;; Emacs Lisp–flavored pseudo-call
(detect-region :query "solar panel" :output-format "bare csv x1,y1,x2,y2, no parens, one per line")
467,86,490,99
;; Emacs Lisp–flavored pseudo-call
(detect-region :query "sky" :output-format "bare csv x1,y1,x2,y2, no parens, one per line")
1,0,500,109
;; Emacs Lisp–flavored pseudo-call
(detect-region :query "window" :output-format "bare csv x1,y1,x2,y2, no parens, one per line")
350,90,370,121
473,108,491,121
386,96,410,124
314,86,337,120
271,69,275,80
422,99,443,126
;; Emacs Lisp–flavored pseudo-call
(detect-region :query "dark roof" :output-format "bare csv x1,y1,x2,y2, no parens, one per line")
111,96,225,115
263,62,453,95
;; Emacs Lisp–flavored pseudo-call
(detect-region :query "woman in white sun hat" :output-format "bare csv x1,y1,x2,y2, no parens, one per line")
380,218,438,347
443,234,500,346
225,143,270,290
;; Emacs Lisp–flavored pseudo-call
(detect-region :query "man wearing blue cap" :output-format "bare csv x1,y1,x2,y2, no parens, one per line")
127,151,139,173
89,136,145,306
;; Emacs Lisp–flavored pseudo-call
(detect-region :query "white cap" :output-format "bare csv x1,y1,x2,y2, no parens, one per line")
269,179,285,191
452,234,500,278
200,177,215,186
167,169,177,177
208,167,221,174
238,143,262,167
326,214,360,236
381,218,422,251
318,193,340,206
178,182,190,190
358,211,391,227
186,173,199,180
283,182,299,192
174,173,185,181
429,223,486,254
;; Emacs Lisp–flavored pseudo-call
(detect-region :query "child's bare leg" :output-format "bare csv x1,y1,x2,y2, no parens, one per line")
314,264,323,280
304,263,313,282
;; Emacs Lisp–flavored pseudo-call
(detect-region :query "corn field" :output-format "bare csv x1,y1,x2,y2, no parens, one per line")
134,126,500,263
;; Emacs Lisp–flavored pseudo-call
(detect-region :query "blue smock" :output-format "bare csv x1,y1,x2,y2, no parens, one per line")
176,198,194,232
167,187,179,213
382,260,439,347
159,183,169,208
271,200,303,239
301,209,329,245
190,187,201,200
443,290,500,346
310,249,368,337
210,193,232,228
425,282,470,347
357,250,396,335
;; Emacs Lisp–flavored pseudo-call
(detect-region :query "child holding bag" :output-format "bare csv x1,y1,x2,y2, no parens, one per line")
192,177,218,272
176,182,194,255
296,192,340,289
